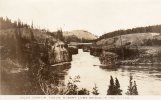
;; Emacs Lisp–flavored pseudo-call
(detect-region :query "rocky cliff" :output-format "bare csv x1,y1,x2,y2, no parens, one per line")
0,21,71,94
49,41,71,64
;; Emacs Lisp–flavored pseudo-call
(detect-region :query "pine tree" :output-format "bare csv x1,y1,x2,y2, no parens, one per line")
92,84,99,95
78,88,90,95
115,78,122,95
56,29,64,41
107,76,115,95
30,29,35,41
126,75,138,95
107,76,122,95
31,20,33,29
126,75,133,95
133,81,138,95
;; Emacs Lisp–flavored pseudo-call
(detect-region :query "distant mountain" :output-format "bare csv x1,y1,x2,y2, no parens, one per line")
63,30,97,42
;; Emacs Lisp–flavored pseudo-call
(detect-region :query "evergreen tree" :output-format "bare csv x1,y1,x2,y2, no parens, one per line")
31,20,33,29
115,78,122,95
92,84,99,95
30,29,35,41
107,76,115,95
78,88,90,95
56,29,64,41
133,81,138,95
107,76,122,95
126,75,133,95
126,75,138,95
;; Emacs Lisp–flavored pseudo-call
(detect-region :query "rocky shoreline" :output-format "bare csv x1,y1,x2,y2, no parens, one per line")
89,45,161,68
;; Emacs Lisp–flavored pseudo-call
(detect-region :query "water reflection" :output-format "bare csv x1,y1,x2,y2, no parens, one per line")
38,64,71,94
64,49,161,95
48,64,71,86
119,65,161,79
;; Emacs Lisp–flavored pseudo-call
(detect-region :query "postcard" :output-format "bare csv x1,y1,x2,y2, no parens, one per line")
0,0,161,100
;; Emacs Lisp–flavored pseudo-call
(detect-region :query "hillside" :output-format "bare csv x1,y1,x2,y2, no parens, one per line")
97,25,161,41
0,17,72,94
63,30,97,42
96,33,161,47
0,17,72,67
96,25,161,47
95,25,161,63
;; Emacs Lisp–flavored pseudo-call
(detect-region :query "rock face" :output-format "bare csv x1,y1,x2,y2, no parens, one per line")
90,47,102,57
68,46,78,55
49,41,71,64
99,51,118,67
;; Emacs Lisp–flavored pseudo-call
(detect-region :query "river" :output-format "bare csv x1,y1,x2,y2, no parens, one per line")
53,49,161,95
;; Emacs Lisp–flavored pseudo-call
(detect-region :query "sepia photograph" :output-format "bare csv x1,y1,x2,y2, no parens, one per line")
0,0,161,99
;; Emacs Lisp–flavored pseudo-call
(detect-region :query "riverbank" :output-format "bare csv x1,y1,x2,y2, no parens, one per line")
89,45,161,67
0,19,72,94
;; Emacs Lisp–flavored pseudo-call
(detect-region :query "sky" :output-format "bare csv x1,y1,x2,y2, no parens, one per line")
0,0,161,36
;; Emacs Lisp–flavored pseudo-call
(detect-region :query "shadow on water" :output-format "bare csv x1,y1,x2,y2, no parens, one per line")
99,64,161,79
117,65,161,78
99,65,119,71
48,64,71,85
36,63,72,94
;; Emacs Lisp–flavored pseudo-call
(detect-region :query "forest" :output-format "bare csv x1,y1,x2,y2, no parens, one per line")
97,25,161,41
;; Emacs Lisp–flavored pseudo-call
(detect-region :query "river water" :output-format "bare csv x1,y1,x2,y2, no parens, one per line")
54,49,161,95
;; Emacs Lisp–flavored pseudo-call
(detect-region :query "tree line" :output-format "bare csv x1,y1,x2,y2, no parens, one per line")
0,17,31,29
65,75,138,95
0,17,64,41
38,73,138,95
97,25,161,41
0,17,92,43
